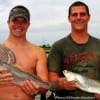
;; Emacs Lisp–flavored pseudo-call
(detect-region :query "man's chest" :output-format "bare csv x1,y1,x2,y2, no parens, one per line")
13,50,37,74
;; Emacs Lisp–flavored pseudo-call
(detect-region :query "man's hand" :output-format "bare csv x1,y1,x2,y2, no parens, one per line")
58,77,78,90
95,94,100,100
21,80,40,96
0,67,13,85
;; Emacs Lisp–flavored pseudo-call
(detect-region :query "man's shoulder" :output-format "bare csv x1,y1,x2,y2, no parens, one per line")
90,35,100,44
53,35,70,46
90,35,100,41
28,42,45,54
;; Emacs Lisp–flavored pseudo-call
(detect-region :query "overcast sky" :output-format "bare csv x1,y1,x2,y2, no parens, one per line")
0,0,100,45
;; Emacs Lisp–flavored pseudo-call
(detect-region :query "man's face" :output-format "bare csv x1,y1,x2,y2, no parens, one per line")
8,17,30,37
68,6,90,32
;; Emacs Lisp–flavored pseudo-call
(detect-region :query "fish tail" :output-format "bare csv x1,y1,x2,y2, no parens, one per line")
49,80,59,91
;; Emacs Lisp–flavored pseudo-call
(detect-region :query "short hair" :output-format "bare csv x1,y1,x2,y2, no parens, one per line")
68,1,90,16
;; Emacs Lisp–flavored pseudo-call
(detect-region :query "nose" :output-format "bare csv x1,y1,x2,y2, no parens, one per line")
77,14,81,19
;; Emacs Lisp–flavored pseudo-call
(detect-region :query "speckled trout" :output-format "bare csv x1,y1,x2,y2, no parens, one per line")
0,62,57,91
63,70,100,94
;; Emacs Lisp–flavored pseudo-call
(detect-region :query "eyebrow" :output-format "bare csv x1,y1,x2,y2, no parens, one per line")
71,12,88,16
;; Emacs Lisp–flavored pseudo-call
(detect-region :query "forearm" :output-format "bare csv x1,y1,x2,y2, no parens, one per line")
57,77,78,90
95,94,100,100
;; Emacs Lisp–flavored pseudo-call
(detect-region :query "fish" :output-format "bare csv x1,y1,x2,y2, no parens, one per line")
63,70,100,94
0,62,58,91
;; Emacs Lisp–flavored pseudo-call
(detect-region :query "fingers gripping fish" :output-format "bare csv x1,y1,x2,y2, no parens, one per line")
0,62,58,91
63,70,100,94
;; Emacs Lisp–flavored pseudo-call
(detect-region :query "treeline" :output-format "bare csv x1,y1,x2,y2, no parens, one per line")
40,44,51,53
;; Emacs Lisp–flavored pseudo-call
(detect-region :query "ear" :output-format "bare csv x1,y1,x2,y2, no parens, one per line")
28,22,30,27
7,20,10,24
88,14,91,21
68,16,71,23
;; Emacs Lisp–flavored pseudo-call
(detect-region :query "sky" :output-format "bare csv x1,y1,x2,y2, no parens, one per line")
0,0,100,45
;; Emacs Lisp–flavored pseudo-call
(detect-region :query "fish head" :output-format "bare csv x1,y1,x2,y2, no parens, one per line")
63,70,76,81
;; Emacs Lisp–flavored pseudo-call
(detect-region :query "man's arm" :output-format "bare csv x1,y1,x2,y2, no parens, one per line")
36,48,49,93
21,48,49,96
49,71,78,91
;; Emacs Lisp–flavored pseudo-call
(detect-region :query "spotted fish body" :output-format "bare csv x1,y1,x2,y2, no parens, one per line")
0,62,57,91
63,70,100,94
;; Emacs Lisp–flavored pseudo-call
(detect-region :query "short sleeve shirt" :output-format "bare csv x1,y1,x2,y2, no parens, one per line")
48,35,100,99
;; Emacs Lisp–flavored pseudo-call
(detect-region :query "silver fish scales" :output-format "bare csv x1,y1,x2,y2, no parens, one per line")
0,62,58,91
63,70,100,94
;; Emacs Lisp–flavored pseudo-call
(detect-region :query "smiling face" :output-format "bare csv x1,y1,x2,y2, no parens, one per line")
68,5,90,32
8,17,30,38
